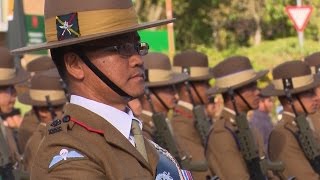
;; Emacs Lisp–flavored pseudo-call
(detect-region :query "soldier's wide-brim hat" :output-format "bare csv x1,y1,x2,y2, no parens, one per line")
261,60,320,96
207,56,268,95
26,56,56,72
304,52,320,74
173,50,213,81
11,0,174,55
0,47,28,86
18,70,66,106
143,53,188,88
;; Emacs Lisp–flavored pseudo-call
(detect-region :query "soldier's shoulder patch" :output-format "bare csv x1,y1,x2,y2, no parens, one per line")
49,148,85,169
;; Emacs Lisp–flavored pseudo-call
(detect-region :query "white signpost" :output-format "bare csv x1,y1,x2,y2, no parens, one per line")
285,4,312,48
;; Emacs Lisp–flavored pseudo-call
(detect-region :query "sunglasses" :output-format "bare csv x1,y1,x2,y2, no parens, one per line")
90,42,150,57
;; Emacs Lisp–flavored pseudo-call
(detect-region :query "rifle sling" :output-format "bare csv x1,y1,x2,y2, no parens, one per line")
284,125,320,174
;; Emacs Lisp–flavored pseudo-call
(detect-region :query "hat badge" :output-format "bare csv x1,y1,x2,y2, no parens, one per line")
182,67,190,75
283,78,293,89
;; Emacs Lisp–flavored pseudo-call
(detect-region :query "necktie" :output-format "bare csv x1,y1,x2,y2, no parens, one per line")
131,119,149,162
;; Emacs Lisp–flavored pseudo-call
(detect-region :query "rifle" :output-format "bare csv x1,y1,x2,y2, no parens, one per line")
285,89,320,174
0,117,30,180
145,88,207,171
0,121,14,180
184,81,212,146
46,95,57,120
229,89,284,180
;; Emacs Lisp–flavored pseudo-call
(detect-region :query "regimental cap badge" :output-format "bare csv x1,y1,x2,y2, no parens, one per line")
282,78,293,89
56,13,81,41
182,67,190,75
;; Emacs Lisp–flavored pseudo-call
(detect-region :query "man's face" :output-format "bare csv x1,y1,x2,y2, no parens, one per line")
0,85,17,113
236,82,260,111
294,89,319,114
81,32,145,100
152,86,177,112
36,105,64,123
191,81,210,105
314,86,320,110
260,97,274,113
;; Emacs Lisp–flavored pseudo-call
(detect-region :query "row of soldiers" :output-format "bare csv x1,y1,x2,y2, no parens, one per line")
0,47,67,179
3,40,320,179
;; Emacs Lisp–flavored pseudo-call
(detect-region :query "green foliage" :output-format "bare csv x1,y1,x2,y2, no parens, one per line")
135,0,320,52
197,37,320,70
172,0,215,50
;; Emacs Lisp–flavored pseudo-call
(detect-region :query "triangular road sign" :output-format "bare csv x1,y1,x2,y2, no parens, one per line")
286,6,313,32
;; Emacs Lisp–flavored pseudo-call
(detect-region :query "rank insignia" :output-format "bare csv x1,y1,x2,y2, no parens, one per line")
56,13,80,41
49,148,85,168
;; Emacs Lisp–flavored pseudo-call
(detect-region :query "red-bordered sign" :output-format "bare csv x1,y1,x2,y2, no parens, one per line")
285,5,313,32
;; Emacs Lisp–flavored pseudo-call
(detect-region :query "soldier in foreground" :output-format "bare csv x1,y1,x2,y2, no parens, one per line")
171,50,213,179
12,0,192,179
206,56,282,179
262,61,320,179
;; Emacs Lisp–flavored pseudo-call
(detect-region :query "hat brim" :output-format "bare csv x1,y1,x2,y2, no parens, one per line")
18,92,67,106
189,73,214,82
11,19,175,55
146,73,189,88
207,70,268,95
0,69,29,86
261,75,320,97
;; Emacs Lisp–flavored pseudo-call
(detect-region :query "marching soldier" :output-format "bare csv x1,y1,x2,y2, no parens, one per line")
0,47,28,179
171,50,213,179
304,52,320,140
18,71,67,171
17,56,58,153
262,61,320,179
12,0,192,179
139,52,188,140
206,56,280,179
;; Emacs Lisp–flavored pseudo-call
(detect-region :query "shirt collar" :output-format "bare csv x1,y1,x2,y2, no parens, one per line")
283,111,295,118
177,100,193,110
223,107,236,115
70,95,142,140
142,110,153,117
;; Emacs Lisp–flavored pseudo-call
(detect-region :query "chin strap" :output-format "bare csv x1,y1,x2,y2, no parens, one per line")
74,49,132,101
189,82,205,105
150,89,170,112
296,95,309,115
235,90,253,110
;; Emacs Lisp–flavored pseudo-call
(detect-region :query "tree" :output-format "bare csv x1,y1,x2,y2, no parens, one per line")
135,0,215,50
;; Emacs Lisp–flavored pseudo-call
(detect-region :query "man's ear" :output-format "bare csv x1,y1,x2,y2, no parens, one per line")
64,52,84,80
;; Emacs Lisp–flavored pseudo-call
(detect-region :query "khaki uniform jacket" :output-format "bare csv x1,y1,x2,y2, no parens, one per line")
205,108,265,180
23,123,47,172
18,110,40,153
31,103,162,179
308,111,320,141
172,102,212,179
268,113,319,179
140,111,156,141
